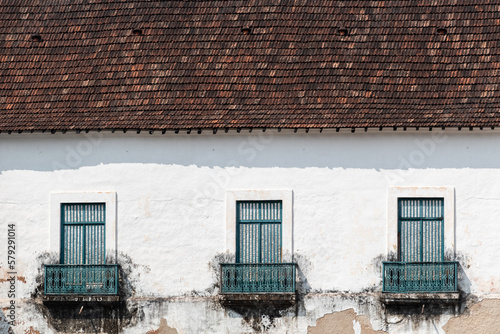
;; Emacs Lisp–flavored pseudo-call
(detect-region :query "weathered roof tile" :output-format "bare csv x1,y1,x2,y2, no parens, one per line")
1,0,500,131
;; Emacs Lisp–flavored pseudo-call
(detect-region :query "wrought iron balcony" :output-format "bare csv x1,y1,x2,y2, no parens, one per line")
383,261,458,293
44,264,119,295
220,263,296,294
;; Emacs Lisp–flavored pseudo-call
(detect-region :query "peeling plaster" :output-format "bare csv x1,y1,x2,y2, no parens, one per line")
24,327,41,334
307,308,388,334
4,133,500,333
146,318,179,334
443,299,500,334
0,276,27,284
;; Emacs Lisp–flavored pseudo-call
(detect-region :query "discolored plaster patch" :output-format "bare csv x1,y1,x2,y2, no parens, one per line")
24,327,41,334
146,318,178,334
0,275,27,283
443,299,500,334
308,308,387,334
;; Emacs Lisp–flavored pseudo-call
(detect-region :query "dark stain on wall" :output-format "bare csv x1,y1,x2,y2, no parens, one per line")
30,252,144,334
384,300,459,320
210,252,309,332
233,301,296,332
379,251,478,328
208,252,236,294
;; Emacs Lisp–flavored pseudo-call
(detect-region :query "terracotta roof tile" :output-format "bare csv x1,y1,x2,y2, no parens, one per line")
1,0,500,131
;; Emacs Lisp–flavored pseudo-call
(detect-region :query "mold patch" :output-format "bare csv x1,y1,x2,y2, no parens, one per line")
223,299,296,332
308,308,387,334
208,252,236,294
211,252,299,332
293,253,313,294
29,251,145,334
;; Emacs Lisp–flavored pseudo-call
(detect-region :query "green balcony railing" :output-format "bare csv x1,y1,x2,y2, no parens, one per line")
44,264,119,295
383,261,458,293
220,263,296,293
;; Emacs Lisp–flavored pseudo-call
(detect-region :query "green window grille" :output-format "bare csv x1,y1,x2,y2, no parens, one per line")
383,198,457,293
45,203,118,295
221,200,294,294
61,203,106,265
236,201,282,264
398,198,444,262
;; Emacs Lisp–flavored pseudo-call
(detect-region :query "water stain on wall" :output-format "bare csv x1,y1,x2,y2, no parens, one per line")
30,252,144,334
308,308,388,334
210,252,298,332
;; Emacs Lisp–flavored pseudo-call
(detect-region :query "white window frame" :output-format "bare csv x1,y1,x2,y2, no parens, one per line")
50,191,117,263
226,190,293,261
387,187,455,259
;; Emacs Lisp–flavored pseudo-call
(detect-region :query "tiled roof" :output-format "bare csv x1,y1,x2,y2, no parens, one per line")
1,0,500,131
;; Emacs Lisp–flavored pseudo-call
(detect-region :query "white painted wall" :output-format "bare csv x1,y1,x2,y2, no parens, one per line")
1,129,500,333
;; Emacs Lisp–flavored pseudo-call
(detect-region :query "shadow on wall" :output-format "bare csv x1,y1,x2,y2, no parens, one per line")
2,132,500,172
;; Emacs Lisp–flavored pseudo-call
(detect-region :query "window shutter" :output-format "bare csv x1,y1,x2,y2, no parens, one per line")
61,203,106,265
237,201,282,264
399,198,444,262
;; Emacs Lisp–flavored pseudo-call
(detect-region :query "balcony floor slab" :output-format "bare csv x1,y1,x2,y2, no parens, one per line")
219,293,296,306
43,294,120,303
381,292,460,304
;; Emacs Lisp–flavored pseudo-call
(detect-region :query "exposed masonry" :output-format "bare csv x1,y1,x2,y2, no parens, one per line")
442,299,500,334
24,327,41,334
307,309,388,334
146,318,179,334
0,276,26,284
307,300,500,334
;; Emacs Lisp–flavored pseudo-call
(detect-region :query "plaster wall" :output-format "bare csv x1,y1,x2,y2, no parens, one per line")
1,130,500,333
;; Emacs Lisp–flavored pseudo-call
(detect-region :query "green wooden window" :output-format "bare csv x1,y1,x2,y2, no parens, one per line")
398,198,444,262
236,201,282,264
61,203,106,265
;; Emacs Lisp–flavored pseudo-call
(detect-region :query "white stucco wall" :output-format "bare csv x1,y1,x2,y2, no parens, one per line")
1,129,500,333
